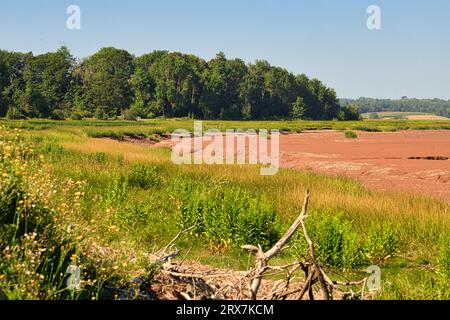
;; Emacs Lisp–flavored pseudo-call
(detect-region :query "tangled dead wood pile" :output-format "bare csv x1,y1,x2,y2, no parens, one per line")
149,191,370,300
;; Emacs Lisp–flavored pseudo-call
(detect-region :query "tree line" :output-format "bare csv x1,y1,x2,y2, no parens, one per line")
0,47,360,121
341,97,450,118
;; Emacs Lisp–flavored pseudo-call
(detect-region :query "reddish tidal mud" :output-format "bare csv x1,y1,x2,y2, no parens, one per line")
279,130,450,201
146,129,450,201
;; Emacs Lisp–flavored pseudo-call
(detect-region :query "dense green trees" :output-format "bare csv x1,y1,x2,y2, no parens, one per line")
0,50,30,118
0,48,73,119
241,61,295,119
200,52,247,120
0,47,357,120
129,50,168,118
0,54,8,117
76,47,134,118
150,52,205,118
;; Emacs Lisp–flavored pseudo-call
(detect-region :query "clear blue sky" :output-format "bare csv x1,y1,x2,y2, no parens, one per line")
1,0,449,99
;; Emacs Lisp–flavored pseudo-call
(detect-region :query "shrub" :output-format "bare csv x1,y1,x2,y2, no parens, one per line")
70,110,92,120
128,163,161,189
173,178,279,252
293,211,366,270
50,109,66,120
104,176,129,207
94,107,108,120
365,223,400,263
6,107,26,120
235,196,280,248
344,131,358,139
122,108,140,121
70,112,83,120
113,202,151,232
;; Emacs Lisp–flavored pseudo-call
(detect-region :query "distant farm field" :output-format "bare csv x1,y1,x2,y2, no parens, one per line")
1,118,450,300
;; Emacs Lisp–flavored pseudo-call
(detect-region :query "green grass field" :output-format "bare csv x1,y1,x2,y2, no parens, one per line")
1,118,449,300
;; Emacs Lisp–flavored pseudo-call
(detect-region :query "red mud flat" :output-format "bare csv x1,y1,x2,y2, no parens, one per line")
279,130,450,202
148,130,450,202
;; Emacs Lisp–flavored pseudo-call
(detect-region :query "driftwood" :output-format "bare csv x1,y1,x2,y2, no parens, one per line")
242,190,334,300
148,190,370,300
